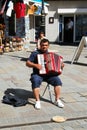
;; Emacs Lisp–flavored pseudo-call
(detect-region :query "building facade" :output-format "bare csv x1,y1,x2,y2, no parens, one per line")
1,0,87,44
45,0,87,44
29,0,87,44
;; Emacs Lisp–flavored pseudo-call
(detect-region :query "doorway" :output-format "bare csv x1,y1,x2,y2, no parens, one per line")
64,16,74,43
35,16,42,41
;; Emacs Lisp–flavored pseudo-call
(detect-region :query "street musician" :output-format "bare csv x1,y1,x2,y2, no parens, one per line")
26,38,64,109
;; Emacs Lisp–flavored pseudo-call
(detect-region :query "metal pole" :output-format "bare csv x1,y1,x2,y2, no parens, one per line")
41,0,45,34
42,0,44,11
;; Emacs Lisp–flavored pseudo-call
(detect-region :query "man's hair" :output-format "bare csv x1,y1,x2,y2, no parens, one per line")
40,31,44,34
38,31,44,38
40,38,49,45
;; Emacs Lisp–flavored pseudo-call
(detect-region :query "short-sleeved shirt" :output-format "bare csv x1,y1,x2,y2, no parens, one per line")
28,50,62,88
28,50,48,75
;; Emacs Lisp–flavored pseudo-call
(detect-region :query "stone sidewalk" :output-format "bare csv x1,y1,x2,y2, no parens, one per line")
0,43,87,130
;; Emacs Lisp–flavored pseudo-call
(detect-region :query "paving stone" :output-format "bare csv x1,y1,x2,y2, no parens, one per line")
0,44,87,130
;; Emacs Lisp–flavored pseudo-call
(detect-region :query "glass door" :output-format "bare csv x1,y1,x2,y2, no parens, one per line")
35,16,42,41
59,15,63,42
59,15,74,43
75,14,87,41
64,16,74,43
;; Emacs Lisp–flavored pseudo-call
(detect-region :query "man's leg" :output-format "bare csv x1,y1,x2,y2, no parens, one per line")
33,88,41,109
30,74,43,109
54,86,64,108
33,88,40,101
47,76,64,108
54,86,61,101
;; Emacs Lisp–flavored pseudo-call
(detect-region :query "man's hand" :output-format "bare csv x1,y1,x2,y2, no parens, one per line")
26,60,42,70
61,62,65,70
35,64,42,70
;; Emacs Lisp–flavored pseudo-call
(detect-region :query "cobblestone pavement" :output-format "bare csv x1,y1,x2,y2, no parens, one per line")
0,43,87,130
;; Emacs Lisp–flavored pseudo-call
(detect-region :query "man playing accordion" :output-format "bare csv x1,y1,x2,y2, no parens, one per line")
26,39,64,109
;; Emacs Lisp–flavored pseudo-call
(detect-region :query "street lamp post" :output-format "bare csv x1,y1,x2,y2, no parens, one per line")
41,0,45,34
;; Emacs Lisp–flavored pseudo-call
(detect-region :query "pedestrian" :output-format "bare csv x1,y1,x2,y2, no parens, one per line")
36,31,46,50
26,38,64,109
67,18,73,30
65,18,73,42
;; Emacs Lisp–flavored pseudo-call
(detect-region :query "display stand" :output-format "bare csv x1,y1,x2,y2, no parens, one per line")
71,36,87,64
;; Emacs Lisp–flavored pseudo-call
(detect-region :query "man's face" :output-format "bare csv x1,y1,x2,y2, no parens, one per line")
40,42,49,52
40,33,44,38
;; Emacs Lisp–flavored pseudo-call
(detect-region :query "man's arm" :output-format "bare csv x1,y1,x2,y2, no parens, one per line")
26,60,42,70
61,62,65,70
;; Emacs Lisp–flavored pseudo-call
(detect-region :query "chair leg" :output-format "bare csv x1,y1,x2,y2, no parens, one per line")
42,84,52,102
42,84,48,97
47,84,52,102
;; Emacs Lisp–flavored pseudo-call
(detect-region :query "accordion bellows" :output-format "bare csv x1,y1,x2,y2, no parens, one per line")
37,52,63,75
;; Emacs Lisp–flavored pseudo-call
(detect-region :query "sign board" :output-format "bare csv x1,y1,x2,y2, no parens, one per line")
71,36,87,64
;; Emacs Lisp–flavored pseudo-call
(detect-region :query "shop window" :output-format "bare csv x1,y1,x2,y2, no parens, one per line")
75,15,87,41
59,15,63,42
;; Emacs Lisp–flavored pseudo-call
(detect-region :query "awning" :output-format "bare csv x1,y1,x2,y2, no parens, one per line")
29,0,49,6
27,3,48,15
25,0,49,15
58,8,87,14
24,0,49,15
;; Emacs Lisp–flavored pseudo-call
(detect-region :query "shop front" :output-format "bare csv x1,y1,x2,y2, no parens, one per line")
58,8,87,43
0,0,49,41
29,0,49,42
45,0,87,44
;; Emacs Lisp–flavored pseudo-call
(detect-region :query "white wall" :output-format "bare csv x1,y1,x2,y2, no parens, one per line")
46,11,58,42
46,0,87,42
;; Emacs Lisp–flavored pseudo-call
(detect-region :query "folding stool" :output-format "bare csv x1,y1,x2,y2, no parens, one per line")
42,83,53,102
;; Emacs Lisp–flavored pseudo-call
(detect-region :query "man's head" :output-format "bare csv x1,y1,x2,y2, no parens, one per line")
40,39,49,52
39,31,45,38
40,31,44,35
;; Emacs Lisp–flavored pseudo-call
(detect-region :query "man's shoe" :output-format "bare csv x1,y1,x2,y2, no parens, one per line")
35,101,41,109
55,99,64,108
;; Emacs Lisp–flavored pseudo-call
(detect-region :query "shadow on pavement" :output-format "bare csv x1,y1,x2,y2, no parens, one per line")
4,54,28,62
2,88,34,107
2,88,52,107
64,61,87,66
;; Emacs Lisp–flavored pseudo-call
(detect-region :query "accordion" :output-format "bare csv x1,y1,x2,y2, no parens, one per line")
37,52,63,75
